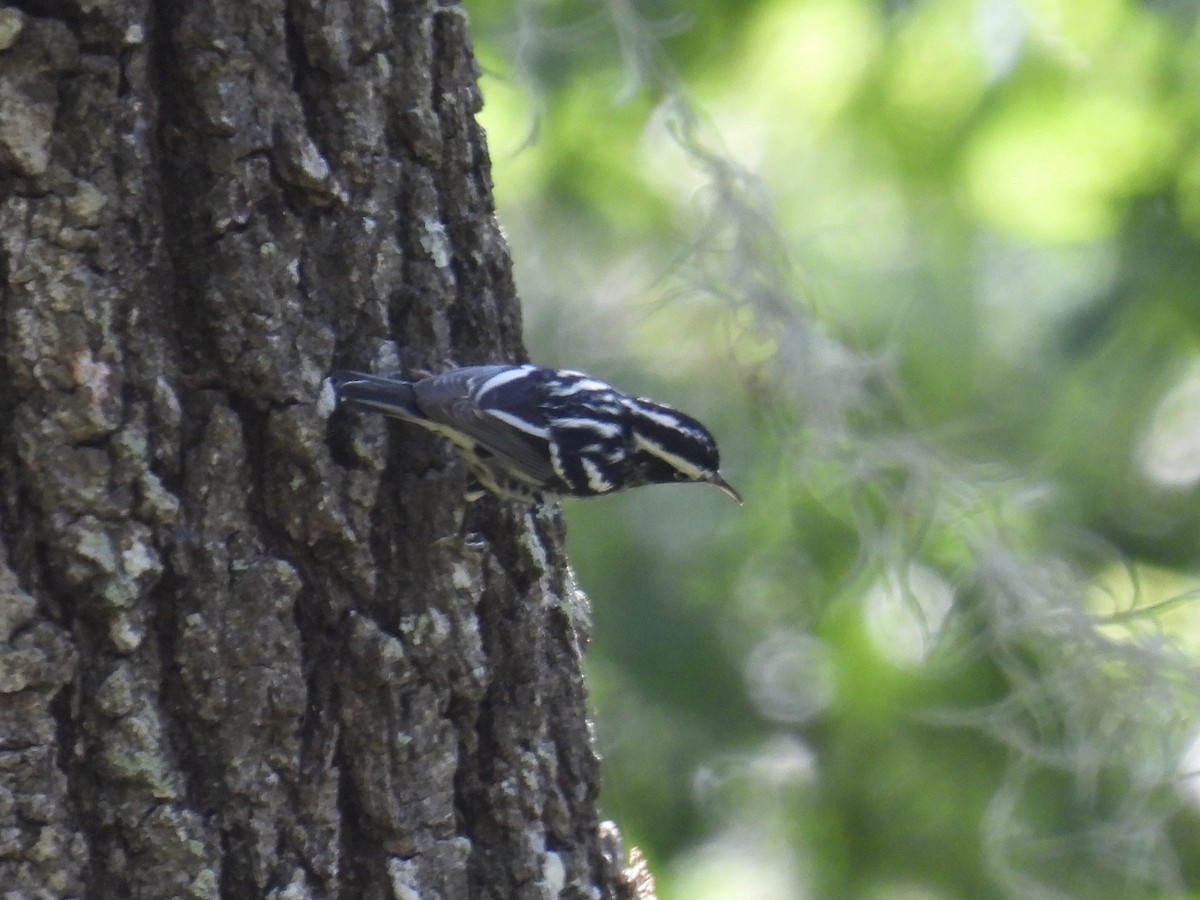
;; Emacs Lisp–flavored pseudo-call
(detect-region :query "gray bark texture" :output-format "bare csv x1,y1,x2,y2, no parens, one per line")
0,1,646,897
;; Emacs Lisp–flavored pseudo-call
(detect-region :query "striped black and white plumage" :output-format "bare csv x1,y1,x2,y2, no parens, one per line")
329,365,741,504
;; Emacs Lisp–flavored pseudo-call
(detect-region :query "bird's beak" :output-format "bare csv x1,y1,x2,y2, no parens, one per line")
709,473,743,505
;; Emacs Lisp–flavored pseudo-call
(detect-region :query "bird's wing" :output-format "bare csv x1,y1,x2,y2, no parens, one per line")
412,366,558,483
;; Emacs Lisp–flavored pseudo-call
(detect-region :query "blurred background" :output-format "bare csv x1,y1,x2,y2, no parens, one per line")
465,1,1200,897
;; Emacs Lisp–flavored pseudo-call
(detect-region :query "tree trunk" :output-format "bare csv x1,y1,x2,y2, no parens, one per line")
0,2,640,897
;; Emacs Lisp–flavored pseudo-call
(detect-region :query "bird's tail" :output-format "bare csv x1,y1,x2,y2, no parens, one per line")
329,371,421,420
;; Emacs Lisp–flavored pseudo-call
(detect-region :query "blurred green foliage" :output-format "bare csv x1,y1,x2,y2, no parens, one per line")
466,0,1200,897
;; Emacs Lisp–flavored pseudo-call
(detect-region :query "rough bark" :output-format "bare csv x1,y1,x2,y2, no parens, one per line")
0,1,638,897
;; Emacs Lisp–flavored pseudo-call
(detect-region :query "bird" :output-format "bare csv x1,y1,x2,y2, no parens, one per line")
328,364,741,505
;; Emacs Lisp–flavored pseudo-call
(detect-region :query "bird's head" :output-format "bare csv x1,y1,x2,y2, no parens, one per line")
629,400,742,503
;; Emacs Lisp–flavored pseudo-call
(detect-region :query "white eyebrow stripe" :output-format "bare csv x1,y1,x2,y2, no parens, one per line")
475,366,535,397
550,378,613,395
553,417,623,437
486,408,550,438
582,458,614,492
634,432,706,480
632,405,685,429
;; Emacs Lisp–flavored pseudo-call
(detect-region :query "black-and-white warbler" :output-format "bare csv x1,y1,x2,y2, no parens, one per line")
329,365,741,504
